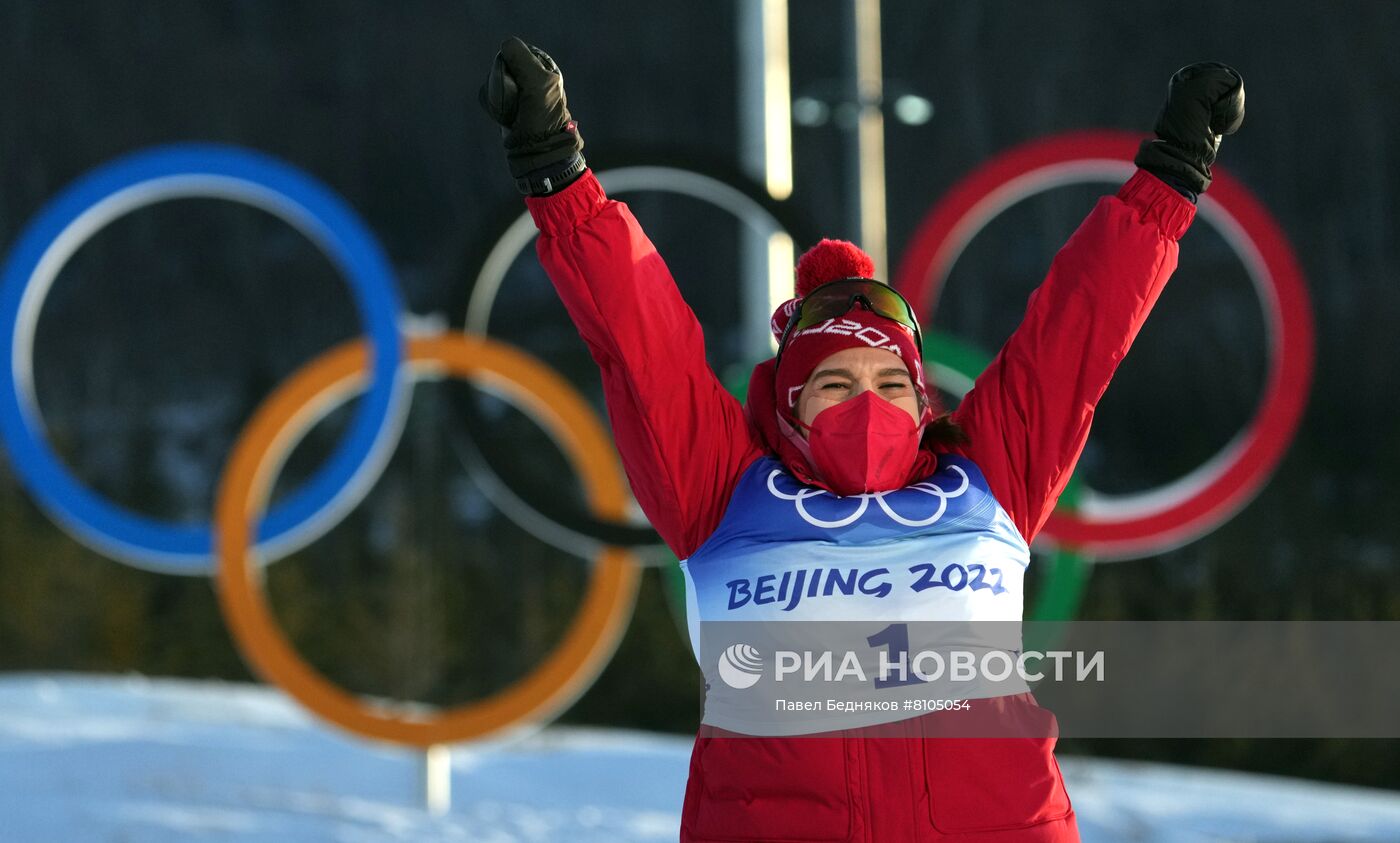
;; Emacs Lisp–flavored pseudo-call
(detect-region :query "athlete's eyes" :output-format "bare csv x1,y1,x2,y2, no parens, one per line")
880,381,910,390
820,382,850,391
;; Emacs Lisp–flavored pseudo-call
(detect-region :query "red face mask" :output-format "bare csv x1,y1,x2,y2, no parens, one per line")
803,391,920,496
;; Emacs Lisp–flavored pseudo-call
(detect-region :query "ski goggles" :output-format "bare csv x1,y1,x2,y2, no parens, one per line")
776,278,924,363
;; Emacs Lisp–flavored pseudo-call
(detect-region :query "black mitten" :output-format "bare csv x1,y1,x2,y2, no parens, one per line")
479,37,586,195
1135,62,1245,195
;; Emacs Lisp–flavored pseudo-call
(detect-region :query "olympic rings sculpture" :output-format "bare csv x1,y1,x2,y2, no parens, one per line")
895,131,1315,559
457,164,813,558
0,145,407,573
0,133,1312,745
214,334,639,746
0,144,644,745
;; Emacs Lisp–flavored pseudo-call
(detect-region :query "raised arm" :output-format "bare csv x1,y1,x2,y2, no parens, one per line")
951,62,1245,543
526,173,765,557
951,170,1195,542
480,38,764,558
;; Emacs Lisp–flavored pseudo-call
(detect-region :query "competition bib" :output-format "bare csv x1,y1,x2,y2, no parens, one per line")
681,454,1029,636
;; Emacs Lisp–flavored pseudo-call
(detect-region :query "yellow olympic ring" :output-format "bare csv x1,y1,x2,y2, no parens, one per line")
214,333,641,746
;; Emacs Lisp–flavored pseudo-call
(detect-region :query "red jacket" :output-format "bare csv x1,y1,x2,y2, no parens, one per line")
526,168,1194,842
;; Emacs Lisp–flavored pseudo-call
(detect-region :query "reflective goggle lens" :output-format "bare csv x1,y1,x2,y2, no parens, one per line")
781,278,923,353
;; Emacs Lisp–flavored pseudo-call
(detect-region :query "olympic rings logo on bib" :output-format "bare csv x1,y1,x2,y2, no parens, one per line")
766,465,970,529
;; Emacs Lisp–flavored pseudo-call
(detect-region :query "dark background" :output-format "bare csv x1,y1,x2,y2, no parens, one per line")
1,1,1397,789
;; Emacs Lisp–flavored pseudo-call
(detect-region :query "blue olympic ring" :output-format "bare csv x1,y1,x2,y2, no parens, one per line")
0,144,406,574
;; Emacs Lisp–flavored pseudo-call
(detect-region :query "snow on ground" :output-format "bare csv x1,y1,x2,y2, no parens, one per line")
1,673,1398,842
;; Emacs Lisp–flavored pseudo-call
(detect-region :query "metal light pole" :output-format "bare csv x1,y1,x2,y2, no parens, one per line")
422,743,451,816
847,0,888,278
738,0,796,359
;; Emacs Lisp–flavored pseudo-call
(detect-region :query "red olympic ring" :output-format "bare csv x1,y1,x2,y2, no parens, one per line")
894,131,1315,558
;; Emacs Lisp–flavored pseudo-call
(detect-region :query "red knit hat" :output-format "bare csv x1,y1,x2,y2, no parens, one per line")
771,239,931,424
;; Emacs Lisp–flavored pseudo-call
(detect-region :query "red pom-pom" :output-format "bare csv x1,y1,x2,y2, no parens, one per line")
794,239,876,297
